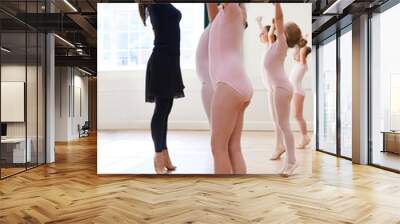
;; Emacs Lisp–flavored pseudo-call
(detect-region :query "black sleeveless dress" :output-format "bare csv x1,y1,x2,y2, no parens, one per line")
145,4,185,102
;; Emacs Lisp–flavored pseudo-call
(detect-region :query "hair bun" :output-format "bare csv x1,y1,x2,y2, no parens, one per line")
298,38,307,48
306,46,312,56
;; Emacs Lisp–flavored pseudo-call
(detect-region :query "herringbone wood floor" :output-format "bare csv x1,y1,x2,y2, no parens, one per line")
1,133,400,224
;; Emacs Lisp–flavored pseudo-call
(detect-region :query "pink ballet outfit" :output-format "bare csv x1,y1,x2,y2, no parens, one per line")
290,62,308,96
196,25,212,86
195,24,214,121
262,33,293,92
263,31,296,166
209,3,253,101
292,45,300,61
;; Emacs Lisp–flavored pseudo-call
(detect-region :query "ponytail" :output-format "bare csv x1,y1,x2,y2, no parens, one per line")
138,4,148,26
305,46,312,56
298,38,307,48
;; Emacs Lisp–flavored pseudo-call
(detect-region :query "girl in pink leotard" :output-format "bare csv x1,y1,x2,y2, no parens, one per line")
257,16,285,162
195,4,218,122
259,3,307,177
290,45,312,149
209,3,253,102
208,3,253,174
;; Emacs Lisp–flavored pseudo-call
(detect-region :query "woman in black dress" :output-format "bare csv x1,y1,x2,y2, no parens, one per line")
139,3,185,174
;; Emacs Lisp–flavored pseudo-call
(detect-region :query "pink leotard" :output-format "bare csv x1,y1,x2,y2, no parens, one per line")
263,32,293,92
290,62,308,96
209,3,253,101
195,25,211,85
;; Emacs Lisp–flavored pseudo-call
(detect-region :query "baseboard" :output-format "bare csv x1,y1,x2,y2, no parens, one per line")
99,120,314,131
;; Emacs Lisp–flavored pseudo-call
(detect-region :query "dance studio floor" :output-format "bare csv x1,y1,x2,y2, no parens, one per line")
97,130,313,175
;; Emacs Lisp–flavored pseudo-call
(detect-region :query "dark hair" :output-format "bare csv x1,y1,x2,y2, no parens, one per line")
238,3,247,29
271,34,277,42
138,4,148,26
298,38,307,48
305,46,311,56
264,25,276,42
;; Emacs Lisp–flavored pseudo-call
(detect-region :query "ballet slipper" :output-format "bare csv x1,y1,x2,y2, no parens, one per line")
296,135,311,149
270,148,286,160
154,153,167,174
278,164,286,174
166,166,177,171
280,162,298,177
163,150,177,171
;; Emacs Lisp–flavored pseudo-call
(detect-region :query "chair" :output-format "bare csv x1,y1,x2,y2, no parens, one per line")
79,121,90,138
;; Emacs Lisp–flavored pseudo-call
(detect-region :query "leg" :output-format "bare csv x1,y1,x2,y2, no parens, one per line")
268,91,285,160
228,102,249,174
151,97,171,153
293,93,310,148
161,98,173,150
210,83,242,174
274,88,297,176
151,97,172,174
201,82,214,123
160,99,176,171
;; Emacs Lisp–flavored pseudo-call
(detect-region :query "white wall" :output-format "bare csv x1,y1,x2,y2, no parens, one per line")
55,67,89,141
1,65,39,138
1,65,26,132
98,3,313,131
55,67,69,141
72,73,89,137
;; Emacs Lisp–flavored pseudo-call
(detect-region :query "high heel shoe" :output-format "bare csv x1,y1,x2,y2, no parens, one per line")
270,148,286,160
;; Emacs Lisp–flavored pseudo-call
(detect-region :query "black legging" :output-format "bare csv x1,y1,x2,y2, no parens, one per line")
151,97,173,153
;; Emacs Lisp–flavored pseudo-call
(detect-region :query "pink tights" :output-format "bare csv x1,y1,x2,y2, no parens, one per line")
293,93,308,136
268,87,296,164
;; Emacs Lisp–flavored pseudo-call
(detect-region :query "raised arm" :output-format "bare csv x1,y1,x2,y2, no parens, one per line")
274,3,284,34
256,16,266,43
239,3,247,25
299,47,308,65
207,3,218,23
269,18,276,41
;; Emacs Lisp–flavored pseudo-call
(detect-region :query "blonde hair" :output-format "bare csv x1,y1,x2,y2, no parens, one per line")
285,22,307,48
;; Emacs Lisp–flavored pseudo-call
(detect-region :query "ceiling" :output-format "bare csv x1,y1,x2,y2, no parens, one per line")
0,0,393,74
